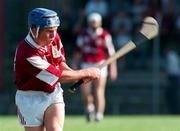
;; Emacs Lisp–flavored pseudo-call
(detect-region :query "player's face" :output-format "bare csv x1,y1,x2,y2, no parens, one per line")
89,20,101,30
36,26,58,46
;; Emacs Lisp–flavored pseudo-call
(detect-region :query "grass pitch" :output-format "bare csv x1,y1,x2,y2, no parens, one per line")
0,115,180,131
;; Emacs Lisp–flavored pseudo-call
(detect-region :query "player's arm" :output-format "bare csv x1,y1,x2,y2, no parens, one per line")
25,54,100,90
58,61,73,71
58,67,100,84
57,61,100,83
105,34,117,80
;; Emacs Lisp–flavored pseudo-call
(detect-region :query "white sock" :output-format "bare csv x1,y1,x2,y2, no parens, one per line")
87,104,95,113
96,112,104,120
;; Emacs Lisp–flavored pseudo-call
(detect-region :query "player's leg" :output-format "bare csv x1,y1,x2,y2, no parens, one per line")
94,76,107,121
81,82,95,121
15,90,48,131
44,103,65,131
25,126,44,131
81,82,94,109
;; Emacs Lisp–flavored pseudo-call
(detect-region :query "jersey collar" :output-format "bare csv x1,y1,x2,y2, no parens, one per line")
25,33,47,52
87,27,103,36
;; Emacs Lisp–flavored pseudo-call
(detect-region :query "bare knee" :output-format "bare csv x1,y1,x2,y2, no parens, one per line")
25,126,44,131
46,122,63,131
44,103,65,131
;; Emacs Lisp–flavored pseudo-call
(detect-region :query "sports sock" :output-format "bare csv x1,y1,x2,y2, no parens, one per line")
95,112,104,121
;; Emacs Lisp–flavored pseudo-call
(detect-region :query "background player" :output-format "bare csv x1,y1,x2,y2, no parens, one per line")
14,8,100,131
72,12,117,122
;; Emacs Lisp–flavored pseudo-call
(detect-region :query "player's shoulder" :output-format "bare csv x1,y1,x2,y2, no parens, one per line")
102,28,110,35
17,39,40,58
17,39,31,51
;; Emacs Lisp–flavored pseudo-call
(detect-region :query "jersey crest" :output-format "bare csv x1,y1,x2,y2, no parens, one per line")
52,45,61,58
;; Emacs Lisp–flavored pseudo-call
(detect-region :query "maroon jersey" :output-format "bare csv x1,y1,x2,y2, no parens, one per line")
14,33,65,93
76,27,115,63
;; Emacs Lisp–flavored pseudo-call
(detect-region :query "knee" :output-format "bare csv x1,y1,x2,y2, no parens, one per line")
46,122,63,131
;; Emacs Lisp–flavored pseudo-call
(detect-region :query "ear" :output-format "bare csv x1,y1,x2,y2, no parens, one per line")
30,27,40,38
31,28,36,35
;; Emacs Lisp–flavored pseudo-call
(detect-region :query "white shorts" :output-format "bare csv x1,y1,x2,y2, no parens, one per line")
15,83,64,127
81,61,108,77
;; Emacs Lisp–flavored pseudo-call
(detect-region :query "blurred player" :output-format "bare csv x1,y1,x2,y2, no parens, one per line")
72,12,117,122
14,8,100,131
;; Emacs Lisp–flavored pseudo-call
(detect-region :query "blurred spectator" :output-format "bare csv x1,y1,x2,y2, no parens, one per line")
110,0,131,14
114,24,132,70
111,11,132,36
115,24,131,49
71,0,86,9
85,0,109,28
142,0,161,17
130,0,148,24
175,0,180,13
160,0,175,50
58,1,74,44
72,8,86,36
164,47,180,114
175,13,180,42
85,0,108,18
161,0,175,14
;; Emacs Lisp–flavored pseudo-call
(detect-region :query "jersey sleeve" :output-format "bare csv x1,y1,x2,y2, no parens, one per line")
26,55,62,84
104,33,115,56
21,50,63,93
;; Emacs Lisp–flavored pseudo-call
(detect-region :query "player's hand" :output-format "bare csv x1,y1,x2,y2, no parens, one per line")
82,78,91,84
84,67,101,80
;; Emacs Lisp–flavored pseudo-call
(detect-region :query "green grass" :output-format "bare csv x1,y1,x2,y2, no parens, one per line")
1,115,180,131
